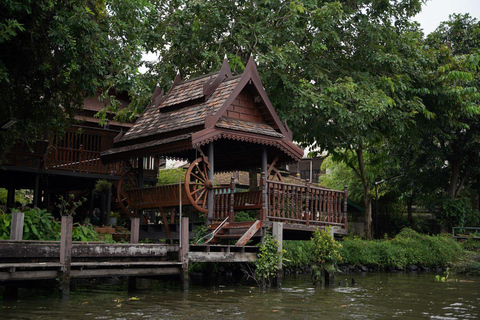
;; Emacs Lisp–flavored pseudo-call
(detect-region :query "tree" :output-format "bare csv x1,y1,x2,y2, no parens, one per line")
389,14,480,230
144,0,427,239
0,0,154,160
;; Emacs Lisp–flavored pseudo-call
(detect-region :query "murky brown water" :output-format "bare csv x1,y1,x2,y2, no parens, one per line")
1,272,479,319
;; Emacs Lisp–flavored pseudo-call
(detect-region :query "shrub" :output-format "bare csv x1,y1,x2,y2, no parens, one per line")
255,234,282,288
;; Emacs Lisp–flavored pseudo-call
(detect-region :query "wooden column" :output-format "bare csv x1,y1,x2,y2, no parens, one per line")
106,185,112,225
207,143,214,222
10,211,24,240
272,222,283,287
229,177,235,223
261,148,268,216
33,174,40,207
260,172,267,221
60,215,73,296
179,217,190,290
343,185,348,232
130,217,140,243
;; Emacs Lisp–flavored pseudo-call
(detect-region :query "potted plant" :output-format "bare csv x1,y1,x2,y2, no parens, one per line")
110,211,120,226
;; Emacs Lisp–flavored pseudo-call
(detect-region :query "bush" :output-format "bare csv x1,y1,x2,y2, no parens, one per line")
340,228,465,269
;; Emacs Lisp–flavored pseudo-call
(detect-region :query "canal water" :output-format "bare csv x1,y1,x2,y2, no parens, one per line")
1,272,478,319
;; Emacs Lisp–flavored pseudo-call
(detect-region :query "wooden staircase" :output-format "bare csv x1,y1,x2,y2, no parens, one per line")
204,220,263,246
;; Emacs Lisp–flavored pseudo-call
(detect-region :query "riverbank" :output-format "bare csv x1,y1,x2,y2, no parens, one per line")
283,228,479,276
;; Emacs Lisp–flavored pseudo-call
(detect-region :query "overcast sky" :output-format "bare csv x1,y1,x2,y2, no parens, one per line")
414,0,480,35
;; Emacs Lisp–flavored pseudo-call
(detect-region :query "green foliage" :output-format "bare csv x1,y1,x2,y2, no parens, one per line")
0,209,11,239
340,228,465,269
310,227,343,283
0,0,155,161
0,188,31,206
72,222,100,242
157,168,186,186
234,211,256,222
452,252,480,276
438,198,480,229
283,240,311,269
22,209,61,241
255,234,282,288
56,194,85,216
94,180,112,194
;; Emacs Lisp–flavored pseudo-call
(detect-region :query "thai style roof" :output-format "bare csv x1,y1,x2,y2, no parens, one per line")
101,57,303,171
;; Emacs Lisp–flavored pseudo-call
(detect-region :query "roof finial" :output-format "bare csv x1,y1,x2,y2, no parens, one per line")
224,53,228,60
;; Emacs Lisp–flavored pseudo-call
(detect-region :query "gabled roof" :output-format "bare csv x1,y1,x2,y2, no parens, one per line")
101,57,303,170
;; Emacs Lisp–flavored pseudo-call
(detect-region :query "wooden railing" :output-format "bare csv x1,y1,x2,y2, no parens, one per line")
123,175,348,232
267,181,347,229
126,184,191,210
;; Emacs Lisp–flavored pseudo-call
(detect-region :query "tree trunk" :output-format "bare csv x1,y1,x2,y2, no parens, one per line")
364,187,372,239
354,147,373,239
448,148,462,199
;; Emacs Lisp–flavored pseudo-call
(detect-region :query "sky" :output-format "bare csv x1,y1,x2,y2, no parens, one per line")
414,0,480,35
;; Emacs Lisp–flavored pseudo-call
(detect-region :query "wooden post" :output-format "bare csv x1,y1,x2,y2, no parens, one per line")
229,177,235,224
261,172,267,221
272,222,283,287
60,215,73,297
207,143,214,222
262,147,268,177
305,180,311,226
106,185,112,224
10,211,24,240
130,217,140,243
128,212,141,291
343,185,348,232
179,217,190,290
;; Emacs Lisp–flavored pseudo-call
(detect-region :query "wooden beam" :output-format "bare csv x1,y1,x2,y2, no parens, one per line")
188,252,257,263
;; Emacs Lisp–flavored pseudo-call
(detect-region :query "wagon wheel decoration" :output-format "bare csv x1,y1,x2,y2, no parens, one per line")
117,167,139,217
267,165,283,182
184,156,213,216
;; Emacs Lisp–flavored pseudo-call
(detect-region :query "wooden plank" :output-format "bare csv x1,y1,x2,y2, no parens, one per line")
70,261,182,267
188,251,257,263
70,267,181,278
235,220,262,246
0,262,62,269
0,270,60,281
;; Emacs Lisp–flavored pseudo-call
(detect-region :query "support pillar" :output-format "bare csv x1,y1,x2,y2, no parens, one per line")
10,211,24,240
106,185,112,225
261,147,267,176
179,217,190,290
130,217,140,243
128,215,141,291
261,147,268,216
229,177,235,223
207,143,214,222
60,215,73,298
33,174,40,207
272,222,283,288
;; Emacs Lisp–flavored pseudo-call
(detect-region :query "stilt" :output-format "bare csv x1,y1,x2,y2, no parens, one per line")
59,215,73,298
207,143,214,224
180,217,189,291
127,216,140,291
272,222,283,288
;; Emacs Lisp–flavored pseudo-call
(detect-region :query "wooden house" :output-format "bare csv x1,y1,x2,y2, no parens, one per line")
101,57,348,243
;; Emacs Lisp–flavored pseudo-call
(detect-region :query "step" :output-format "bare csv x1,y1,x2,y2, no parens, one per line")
209,221,255,230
